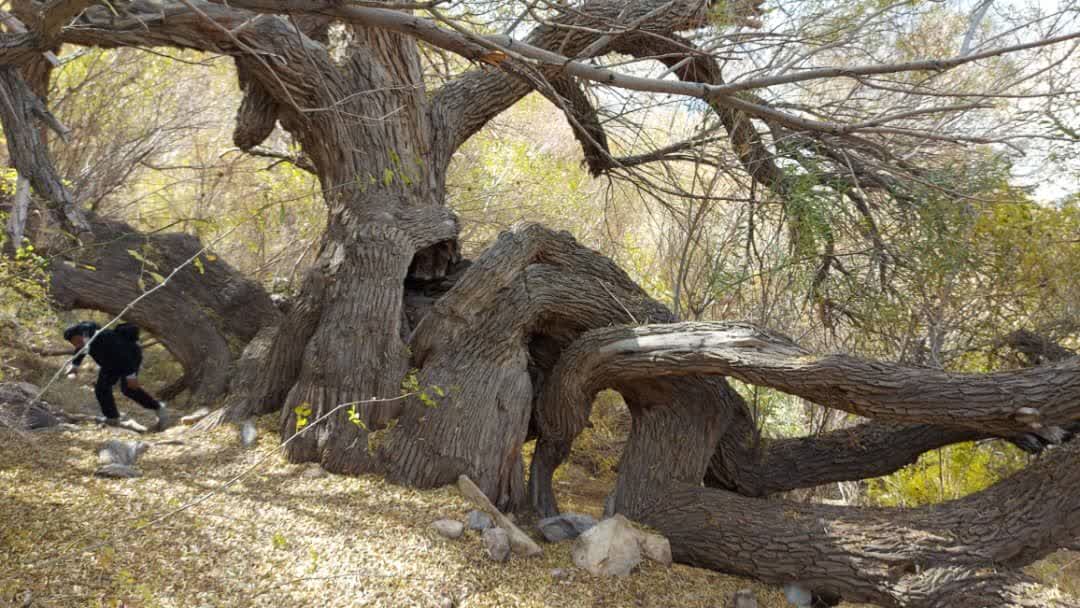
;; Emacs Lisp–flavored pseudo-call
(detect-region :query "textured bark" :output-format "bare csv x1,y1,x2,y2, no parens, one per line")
0,65,86,231
232,58,279,151
49,217,280,405
378,224,672,509
531,317,1080,605
620,442,1080,607
708,409,982,496
543,322,1080,433
5,5,1075,605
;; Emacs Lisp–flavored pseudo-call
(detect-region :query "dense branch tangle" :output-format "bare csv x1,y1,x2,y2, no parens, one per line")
0,2,1078,607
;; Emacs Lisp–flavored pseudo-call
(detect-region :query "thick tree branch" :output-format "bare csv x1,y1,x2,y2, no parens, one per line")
0,65,85,230
633,441,1080,607
708,414,983,496
546,321,1080,435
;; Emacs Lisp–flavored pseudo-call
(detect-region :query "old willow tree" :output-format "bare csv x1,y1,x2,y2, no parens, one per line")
3,1,1080,605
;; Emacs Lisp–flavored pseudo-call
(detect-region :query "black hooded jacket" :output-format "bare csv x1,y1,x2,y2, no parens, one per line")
66,322,143,374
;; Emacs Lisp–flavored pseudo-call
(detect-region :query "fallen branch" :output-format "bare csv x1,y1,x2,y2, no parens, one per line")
457,475,542,557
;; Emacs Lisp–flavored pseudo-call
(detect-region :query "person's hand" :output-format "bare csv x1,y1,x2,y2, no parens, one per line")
66,367,78,379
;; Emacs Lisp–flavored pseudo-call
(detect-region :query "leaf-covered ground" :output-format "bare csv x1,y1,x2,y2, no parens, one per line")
0,412,802,608
1,367,1073,608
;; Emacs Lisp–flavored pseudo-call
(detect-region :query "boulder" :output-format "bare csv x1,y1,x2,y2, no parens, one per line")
571,514,641,576
482,527,511,562
636,530,672,566
94,463,142,478
432,519,465,539
730,589,759,608
537,513,597,542
98,440,149,466
0,382,59,430
466,509,494,531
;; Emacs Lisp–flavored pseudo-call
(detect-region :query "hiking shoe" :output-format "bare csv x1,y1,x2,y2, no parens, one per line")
96,416,122,427
155,401,171,432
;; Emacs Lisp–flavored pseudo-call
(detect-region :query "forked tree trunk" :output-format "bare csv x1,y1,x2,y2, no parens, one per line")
376,224,673,509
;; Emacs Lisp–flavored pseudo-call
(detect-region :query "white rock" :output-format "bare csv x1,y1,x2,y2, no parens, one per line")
571,514,641,576
432,519,465,539
98,440,149,466
636,530,672,566
240,420,258,448
299,464,328,479
784,583,813,607
180,407,211,425
730,589,759,608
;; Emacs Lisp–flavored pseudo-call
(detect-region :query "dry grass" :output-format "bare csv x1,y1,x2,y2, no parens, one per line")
1,362,1071,608
0,415,798,608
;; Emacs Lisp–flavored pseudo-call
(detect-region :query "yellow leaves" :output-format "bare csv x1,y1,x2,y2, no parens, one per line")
294,402,312,432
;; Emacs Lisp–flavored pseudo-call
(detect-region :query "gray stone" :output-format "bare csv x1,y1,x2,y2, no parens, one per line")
730,589,759,608
466,509,494,531
550,568,568,580
571,514,641,576
240,419,258,448
94,464,142,478
482,527,510,562
537,513,598,542
98,440,149,466
0,382,58,430
432,519,465,539
783,583,813,607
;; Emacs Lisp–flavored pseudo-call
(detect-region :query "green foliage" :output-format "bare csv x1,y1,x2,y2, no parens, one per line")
867,441,1028,507
270,531,288,550
401,368,444,408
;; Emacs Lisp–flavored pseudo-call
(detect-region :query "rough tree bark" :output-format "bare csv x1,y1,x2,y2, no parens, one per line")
533,321,1080,606
378,224,672,509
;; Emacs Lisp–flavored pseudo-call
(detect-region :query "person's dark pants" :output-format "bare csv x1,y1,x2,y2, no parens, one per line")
95,369,160,419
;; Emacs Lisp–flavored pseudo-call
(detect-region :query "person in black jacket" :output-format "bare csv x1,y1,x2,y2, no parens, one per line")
64,321,171,431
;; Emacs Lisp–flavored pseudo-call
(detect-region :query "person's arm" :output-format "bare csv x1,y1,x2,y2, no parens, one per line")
67,349,87,378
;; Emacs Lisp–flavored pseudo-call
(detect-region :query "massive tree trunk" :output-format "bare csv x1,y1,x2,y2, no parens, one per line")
378,224,672,509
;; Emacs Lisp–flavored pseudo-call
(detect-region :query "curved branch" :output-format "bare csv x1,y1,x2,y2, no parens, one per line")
547,76,610,177
428,0,709,170
708,414,983,496
232,57,280,151
0,65,85,230
633,438,1080,607
548,321,1080,435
